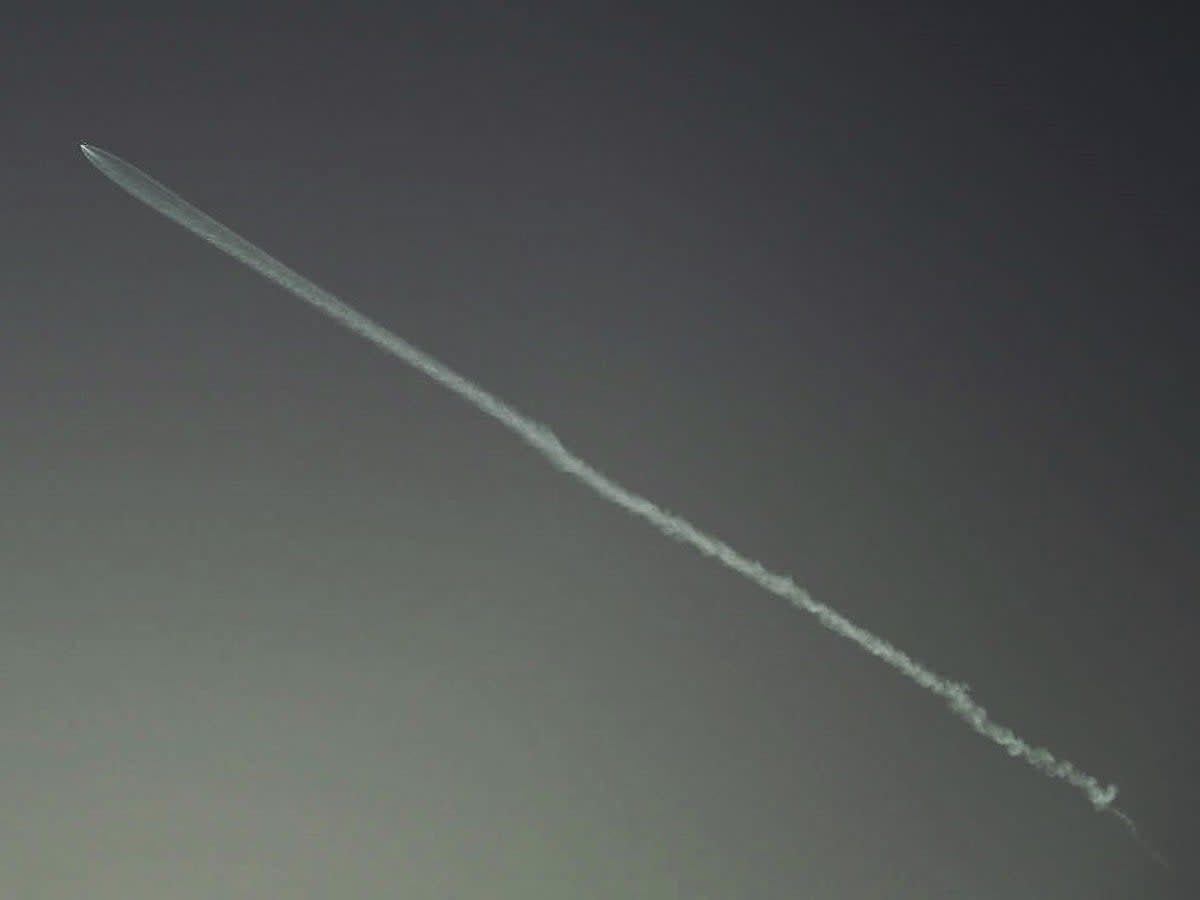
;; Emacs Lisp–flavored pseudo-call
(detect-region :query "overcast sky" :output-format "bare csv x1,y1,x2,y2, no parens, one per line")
3,5,1197,897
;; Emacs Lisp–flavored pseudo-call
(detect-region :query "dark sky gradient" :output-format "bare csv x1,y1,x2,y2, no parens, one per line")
3,6,1196,897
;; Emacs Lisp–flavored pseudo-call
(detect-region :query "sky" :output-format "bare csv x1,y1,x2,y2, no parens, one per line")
2,5,1197,897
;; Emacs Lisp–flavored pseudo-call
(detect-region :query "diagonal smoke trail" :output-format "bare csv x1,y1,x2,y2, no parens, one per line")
80,143,1157,857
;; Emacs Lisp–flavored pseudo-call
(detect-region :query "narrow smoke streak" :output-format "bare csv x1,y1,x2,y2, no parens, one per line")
80,143,1157,858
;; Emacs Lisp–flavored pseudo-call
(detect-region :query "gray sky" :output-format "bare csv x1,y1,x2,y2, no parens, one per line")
3,5,1196,897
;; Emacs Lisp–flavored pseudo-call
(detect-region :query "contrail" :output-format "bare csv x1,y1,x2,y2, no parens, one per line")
80,143,1160,861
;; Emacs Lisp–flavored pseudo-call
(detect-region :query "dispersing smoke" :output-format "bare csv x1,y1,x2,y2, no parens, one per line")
80,143,1163,863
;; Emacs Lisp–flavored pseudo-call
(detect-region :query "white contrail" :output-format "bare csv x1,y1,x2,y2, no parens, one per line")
80,143,1158,858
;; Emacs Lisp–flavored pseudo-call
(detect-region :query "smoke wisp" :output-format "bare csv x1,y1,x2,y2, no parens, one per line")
81,143,1161,862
